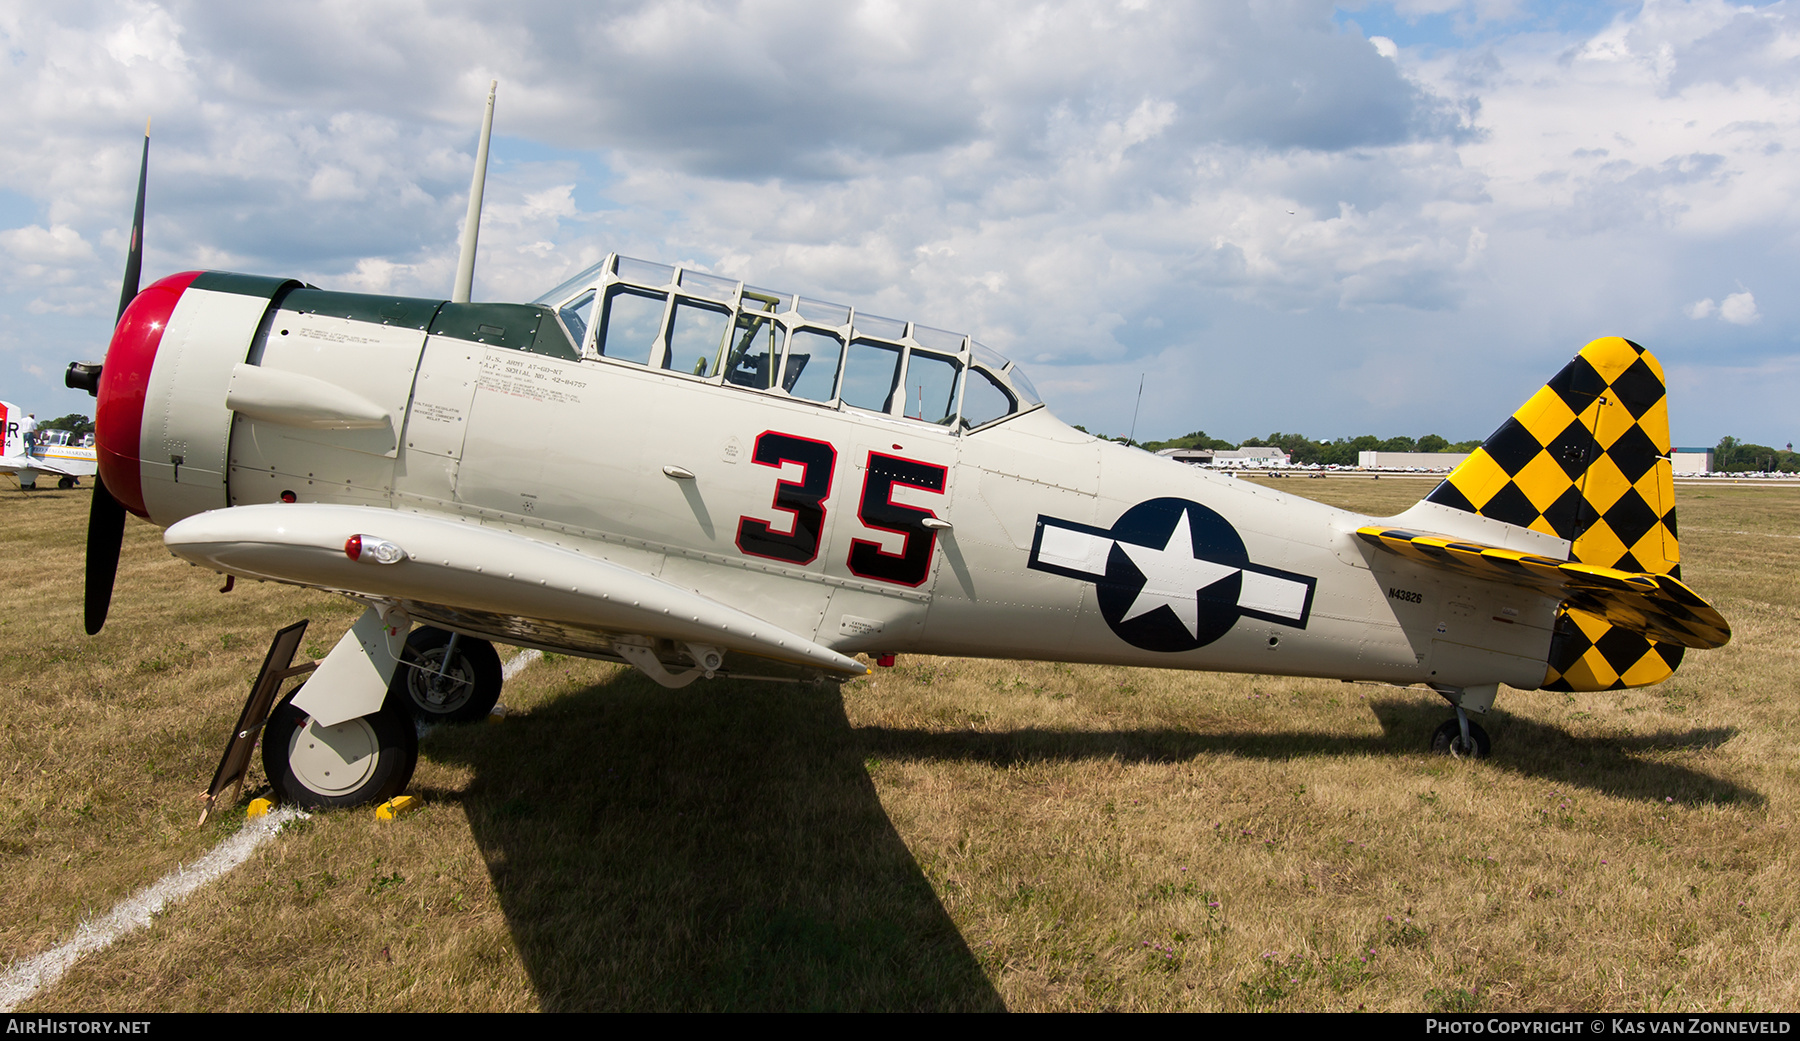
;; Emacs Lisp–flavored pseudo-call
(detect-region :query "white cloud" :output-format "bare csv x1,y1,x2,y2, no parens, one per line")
0,0,1794,446
1719,290,1759,325
1688,291,1759,325
1684,288,1762,327
0,224,95,265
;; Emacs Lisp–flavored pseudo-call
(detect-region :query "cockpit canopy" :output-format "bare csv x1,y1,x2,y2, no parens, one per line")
535,254,1042,431
33,429,88,448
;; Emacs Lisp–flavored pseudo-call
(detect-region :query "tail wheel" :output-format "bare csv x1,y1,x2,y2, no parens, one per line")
393,627,502,723
1430,718,1492,760
262,687,418,809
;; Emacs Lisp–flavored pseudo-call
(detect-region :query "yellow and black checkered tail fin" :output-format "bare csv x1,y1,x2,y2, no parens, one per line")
1424,336,1678,569
1422,337,1700,691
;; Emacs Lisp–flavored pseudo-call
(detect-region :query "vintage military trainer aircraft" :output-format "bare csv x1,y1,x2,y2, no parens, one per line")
1,403,97,490
67,119,1730,811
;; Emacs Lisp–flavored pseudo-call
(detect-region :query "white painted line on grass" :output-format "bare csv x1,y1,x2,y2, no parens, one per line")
0,807,307,1012
0,649,545,1010
502,648,542,681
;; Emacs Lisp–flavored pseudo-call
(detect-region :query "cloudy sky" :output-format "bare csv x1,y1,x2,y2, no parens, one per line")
1,0,1795,448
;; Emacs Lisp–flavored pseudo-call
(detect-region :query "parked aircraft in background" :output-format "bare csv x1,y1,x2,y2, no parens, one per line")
2,402,96,490
65,113,1730,812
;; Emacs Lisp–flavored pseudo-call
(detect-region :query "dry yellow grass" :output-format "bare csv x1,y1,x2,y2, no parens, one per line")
1,474,1794,1011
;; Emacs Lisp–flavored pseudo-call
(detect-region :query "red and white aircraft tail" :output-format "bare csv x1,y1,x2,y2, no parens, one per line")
0,400,22,459
1,400,97,489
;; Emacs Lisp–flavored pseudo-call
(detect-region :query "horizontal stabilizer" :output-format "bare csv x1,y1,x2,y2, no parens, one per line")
1356,525,1730,650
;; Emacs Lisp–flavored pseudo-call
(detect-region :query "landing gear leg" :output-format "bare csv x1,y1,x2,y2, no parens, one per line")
264,605,418,808
1428,683,1495,760
205,615,420,815
1430,713,1491,759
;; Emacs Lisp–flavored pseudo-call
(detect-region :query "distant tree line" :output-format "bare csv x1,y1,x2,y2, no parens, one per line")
1713,436,1798,473
40,414,94,437
1074,428,1482,465
38,407,1787,471
1073,427,1797,473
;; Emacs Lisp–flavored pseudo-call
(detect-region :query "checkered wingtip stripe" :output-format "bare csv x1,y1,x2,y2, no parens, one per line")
1354,528,1728,650
1414,337,1728,691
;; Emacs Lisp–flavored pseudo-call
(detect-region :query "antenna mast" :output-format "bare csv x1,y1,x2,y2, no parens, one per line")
452,81,497,303
1126,373,1145,446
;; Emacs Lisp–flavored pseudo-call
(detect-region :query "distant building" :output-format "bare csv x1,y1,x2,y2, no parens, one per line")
1671,448,1713,474
1356,451,1471,471
1157,446,1291,468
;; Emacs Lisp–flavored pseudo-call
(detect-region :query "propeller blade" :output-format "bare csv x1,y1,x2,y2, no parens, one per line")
86,123,150,634
85,476,126,635
116,124,148,323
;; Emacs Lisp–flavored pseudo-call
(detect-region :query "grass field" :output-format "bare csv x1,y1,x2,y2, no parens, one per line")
1,474,1794,1011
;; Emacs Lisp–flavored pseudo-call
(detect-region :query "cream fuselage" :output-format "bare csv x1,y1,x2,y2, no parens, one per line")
137,279,1560,692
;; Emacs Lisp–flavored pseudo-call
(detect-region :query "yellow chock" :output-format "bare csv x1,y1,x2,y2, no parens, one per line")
376,795,420,820
246,798,275,818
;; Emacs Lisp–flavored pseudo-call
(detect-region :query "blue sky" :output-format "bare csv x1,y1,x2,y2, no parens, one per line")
1337,0,1633,54
1,0,1796,449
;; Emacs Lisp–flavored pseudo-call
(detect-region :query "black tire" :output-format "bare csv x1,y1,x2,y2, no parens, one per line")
262,686,418,809
1430,718,1492,760
392,627,502,723
57,476,76,489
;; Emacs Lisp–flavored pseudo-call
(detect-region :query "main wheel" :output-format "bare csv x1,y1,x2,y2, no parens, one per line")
1430,718,1492,760
262,687,418,809
392,627,502,723
57,476,76,489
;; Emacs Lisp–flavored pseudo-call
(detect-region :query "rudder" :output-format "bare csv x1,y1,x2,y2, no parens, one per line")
0,400,19,458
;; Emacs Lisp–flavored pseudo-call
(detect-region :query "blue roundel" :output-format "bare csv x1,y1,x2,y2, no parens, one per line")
1094,498,1251,652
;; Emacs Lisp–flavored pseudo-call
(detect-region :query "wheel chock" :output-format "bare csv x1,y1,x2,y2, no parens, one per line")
376,795,420,820
246,797,275,818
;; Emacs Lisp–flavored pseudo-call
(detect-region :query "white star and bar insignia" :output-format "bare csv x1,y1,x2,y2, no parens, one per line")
1028,497,1315,652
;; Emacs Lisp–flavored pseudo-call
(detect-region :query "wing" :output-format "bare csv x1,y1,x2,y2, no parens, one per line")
0,453,92,478
1356,525,1730,650
164,503,870,679
12,459,79,477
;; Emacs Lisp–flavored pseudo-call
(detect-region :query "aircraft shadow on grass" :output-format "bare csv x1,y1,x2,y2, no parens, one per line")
854,699,1754,807
418,674,1752,1010
420,670,1007,1012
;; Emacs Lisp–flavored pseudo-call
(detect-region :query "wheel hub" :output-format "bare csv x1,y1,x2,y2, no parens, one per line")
410,650,473,711
287,716,380,795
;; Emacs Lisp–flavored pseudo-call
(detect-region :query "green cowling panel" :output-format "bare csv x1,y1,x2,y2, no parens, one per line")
429,302,580,361
190,277,581,362
190,271,305,301
279,288,445,331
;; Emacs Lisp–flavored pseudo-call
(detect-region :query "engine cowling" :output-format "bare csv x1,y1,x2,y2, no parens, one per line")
95,271,566,532
96,272,300,525
96,270,199,518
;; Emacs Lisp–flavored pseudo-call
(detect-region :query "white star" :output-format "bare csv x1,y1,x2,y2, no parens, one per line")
1116,510,1240,638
